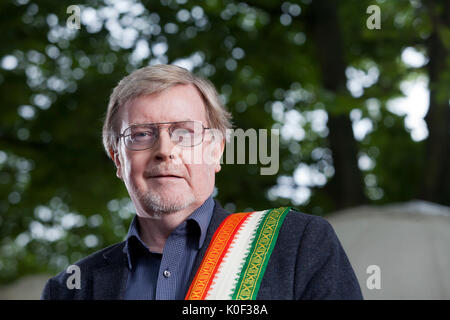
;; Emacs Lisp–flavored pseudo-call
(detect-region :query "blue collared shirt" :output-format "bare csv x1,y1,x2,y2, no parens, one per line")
123,196,215,300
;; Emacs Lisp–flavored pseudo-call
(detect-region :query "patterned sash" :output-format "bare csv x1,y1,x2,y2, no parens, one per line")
185,207,291,300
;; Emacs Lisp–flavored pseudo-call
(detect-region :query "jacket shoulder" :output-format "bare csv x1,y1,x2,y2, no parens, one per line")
269,207,332,255
279,208,347,265
274,207,331,237
258,208,362,299
285,209,363,299
286,208,336,237
285,207,325,224
41,241,126,300
73,241,126,267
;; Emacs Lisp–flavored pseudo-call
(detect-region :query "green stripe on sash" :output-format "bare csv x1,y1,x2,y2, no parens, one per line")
231,207,291,300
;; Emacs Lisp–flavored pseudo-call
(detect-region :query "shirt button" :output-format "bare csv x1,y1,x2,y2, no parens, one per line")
163,270,171,278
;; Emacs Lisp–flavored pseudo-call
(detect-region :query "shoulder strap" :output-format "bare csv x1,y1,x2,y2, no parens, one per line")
185,207,291,300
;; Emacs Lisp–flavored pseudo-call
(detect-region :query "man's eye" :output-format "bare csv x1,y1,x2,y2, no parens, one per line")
173,128,194,135
132,131,153,139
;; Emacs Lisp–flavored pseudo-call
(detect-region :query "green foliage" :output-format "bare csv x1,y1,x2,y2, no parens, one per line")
0,0,448,284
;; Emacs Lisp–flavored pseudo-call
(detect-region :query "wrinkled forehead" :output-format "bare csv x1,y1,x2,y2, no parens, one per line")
117,84,209,132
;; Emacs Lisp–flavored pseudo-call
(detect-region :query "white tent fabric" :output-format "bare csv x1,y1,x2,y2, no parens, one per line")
326,200,450,299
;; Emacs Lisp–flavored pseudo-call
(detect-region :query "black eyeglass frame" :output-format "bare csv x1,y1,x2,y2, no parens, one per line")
117,120,212,151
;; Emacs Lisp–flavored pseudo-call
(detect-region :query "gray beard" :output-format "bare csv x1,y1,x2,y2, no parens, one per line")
134,188,196,217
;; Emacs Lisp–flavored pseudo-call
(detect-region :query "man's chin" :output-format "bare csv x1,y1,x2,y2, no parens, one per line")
135,189,196,216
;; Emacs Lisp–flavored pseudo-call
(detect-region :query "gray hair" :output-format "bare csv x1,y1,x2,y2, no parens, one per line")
102,64,232,158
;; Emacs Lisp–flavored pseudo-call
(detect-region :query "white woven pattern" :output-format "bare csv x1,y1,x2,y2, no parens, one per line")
205,210,268,300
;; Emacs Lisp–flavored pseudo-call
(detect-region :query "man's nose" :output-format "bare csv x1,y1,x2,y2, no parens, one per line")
152,128,175,161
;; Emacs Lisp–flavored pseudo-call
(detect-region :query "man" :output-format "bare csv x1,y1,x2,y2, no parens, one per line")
41,64,362,300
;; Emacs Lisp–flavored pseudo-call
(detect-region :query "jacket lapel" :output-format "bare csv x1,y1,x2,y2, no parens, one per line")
93,242,129,299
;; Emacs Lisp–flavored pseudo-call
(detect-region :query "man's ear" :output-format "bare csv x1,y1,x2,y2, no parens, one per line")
203,129,225,172
213,137,225,173
108,148,123,180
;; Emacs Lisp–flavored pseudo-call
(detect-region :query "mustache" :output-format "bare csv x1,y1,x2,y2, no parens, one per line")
144,166,185,178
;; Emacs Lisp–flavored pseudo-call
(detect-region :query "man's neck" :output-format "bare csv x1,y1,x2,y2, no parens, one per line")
136,201,204,254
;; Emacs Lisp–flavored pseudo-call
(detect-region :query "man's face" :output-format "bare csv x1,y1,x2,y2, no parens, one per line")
111,84,224,218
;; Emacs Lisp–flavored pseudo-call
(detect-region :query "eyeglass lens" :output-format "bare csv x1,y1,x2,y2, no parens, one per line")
123,121,204,150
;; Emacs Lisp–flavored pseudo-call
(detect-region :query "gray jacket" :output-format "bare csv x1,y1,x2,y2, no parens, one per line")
41,200,363,300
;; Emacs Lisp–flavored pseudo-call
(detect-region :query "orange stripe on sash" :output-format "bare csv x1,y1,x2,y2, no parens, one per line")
185,211,251,300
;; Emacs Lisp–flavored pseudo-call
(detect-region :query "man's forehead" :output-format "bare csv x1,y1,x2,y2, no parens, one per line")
128,118,196,126
118,85,208,128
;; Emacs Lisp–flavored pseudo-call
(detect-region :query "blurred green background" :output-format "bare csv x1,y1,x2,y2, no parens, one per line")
0,0,449,286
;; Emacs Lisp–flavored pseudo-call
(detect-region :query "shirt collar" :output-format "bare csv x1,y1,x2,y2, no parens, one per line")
186,195,215,249
123,196,215,269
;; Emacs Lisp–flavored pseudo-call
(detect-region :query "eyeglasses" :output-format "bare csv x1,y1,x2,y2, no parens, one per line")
118,120,211,151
